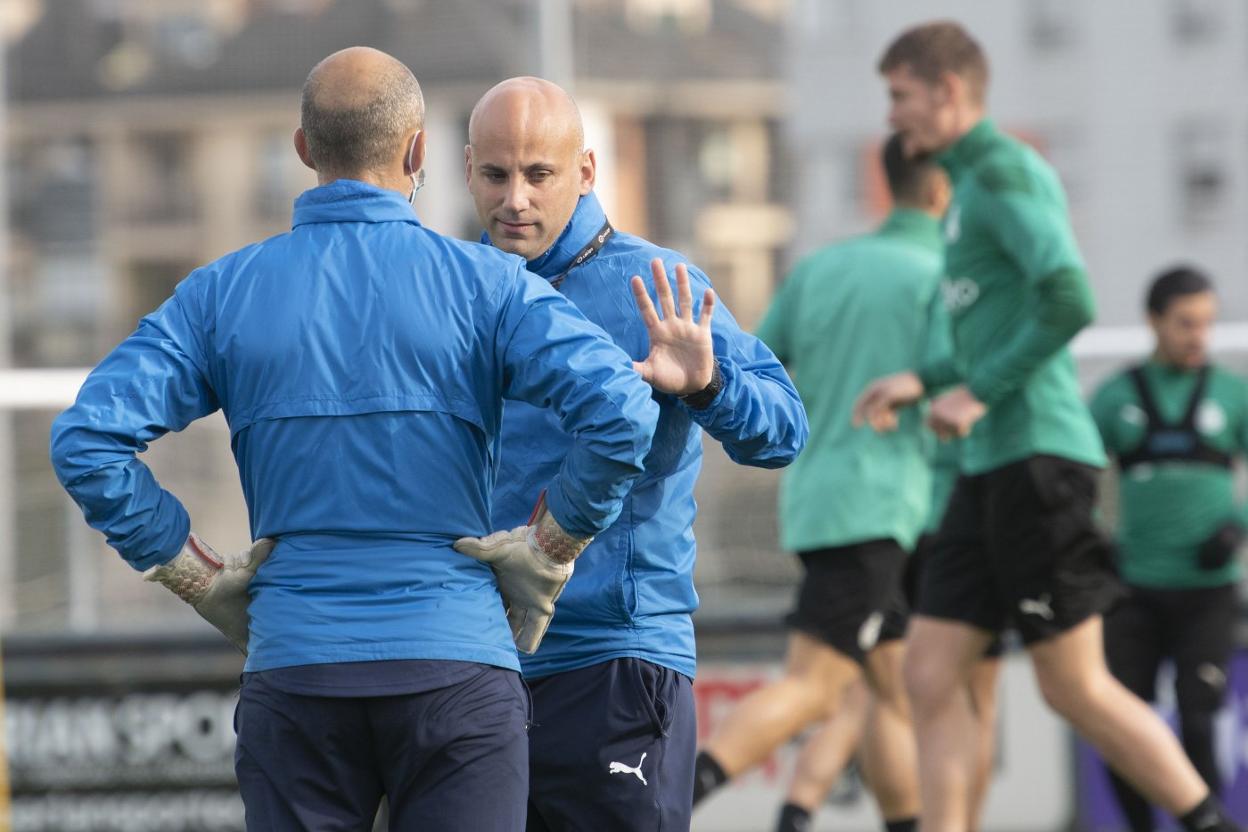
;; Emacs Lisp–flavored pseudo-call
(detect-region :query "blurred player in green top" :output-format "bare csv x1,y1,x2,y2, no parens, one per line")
1090,266,1248,832
690,134,949,832
855,20,1239,832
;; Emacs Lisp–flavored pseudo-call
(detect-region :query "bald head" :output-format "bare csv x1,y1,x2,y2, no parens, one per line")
469,77,583,153
300,47,424,179
465,77,595,261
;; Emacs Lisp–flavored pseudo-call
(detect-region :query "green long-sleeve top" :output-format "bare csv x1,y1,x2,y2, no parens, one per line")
757,209,948,552
920,119,1106,475
1090,361,1248,588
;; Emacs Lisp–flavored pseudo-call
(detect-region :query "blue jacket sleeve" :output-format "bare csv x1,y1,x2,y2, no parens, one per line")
48,284,218,571
493,265,660,537
678,265,808,468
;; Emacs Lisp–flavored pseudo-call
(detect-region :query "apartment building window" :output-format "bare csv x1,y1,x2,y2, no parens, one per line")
645,117,725,244
254,130,306,220
1172,119,1227,230
10,137,97,246
1036,125,1087,209
125,132,198,224
1027,0,1079,53
8,137,104,366
1171,0,1223,45
125,259,197,332
625,0,712,34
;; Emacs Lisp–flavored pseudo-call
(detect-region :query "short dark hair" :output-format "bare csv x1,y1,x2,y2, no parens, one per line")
1146,266,1214,316
881,133,940,204
878,21,989,104
300,64,424,176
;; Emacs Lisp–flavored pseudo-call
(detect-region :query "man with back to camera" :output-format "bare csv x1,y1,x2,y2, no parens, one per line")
48,47,661,831
854,20,1241,832
1090,266,1248,832
457,75,807,831
691,135,952,832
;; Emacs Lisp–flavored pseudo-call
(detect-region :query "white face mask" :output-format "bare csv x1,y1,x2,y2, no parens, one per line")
408,168,426,206
407,132,424,206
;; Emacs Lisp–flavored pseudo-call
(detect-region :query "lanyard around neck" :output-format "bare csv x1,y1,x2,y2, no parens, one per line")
550,220,614,289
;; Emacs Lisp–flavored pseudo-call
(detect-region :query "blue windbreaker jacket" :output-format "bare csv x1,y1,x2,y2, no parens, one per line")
50,180,659,673
488,193,808,679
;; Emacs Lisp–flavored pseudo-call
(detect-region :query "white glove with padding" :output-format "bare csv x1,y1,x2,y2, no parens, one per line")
454,492,591,654
143,533,275,654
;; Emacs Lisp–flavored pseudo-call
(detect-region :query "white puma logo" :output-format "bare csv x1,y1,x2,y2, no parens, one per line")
1019,594,1055,621
608,752,648,785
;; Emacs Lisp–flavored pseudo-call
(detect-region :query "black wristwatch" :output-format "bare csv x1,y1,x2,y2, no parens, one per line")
679,361,723,410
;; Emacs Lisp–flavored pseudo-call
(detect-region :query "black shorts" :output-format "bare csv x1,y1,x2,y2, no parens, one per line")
917,455,1123,646
907,534,1006,659
786,539,909,666
1104,583,1238,709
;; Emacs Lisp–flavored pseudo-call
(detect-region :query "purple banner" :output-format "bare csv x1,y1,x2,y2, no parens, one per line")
1077,650,1248,830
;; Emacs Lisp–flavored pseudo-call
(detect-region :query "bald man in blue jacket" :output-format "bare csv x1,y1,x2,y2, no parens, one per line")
463,76,807,832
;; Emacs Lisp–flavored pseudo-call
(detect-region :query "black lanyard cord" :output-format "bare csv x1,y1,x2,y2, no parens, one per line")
550,221,614,289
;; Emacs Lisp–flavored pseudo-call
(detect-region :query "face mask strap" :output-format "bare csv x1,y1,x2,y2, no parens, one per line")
407,132,425,205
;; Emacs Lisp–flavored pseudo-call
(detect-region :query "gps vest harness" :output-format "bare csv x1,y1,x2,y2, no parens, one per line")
1117,365,1232,471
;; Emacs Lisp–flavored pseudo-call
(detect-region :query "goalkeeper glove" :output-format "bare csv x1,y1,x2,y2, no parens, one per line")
144,533,275,654
454,492,590,654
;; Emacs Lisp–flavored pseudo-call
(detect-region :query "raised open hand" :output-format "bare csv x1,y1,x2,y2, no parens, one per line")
630,258,716,395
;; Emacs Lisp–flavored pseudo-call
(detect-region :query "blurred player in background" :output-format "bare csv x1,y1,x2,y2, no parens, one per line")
49,48,660,831
1090,266,1248,832
774,438,1004,832
855,21,1240,832
692,134,951,832
461,76,807,832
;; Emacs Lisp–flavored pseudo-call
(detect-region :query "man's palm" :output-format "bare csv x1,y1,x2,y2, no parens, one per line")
631,258,716,395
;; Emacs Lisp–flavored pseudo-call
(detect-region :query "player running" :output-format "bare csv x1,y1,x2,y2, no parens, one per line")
855,21,1241,832
693,135,950,832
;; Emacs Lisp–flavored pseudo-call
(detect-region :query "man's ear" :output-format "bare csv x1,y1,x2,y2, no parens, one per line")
579,148,597,196
405,129,427,176
464,145,474,186
293,128,316,171
937,70,962,107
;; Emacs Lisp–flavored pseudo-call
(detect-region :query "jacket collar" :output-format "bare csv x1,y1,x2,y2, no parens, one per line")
877,208,943,254
481,193,608,280
292,179,423,228
937,118,1000,183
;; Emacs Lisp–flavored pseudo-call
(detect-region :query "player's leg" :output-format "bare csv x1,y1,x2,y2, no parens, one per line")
1103,588,1166,832
1170,585,1237,800
768,606,908,832
995,456,1228,827
698,629,860,788
376,666,529,831
905,616,994,832
233,673,385,830
775,678,871,832
1030,617,1216,821
862,637,918,829
782,678,871,810
524,658,695,831
966,652,1002,832
905,472,1004,832
697,543,894,804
